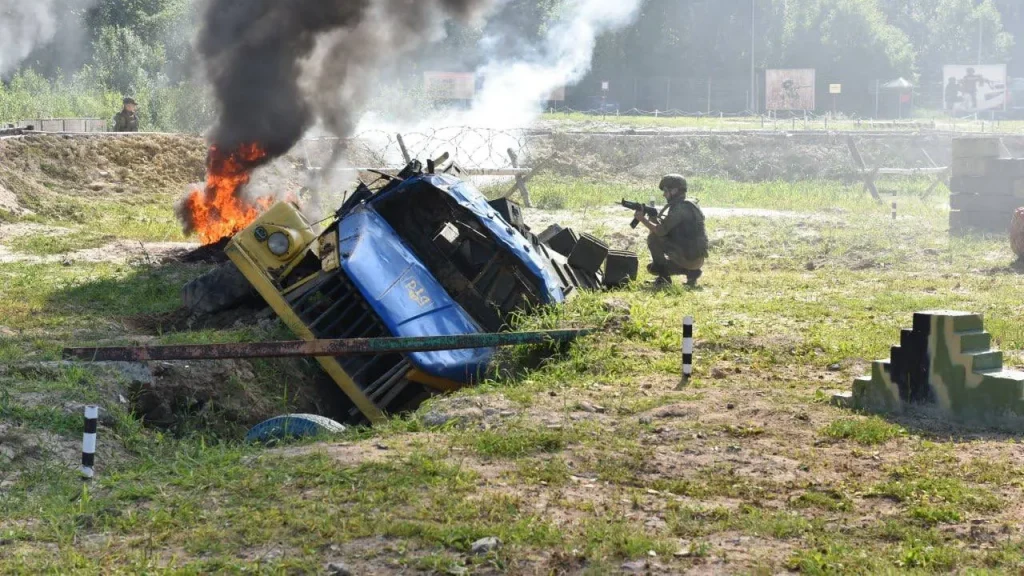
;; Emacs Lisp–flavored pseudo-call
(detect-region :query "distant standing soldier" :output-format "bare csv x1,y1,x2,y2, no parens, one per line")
633,174,709,287
113,97,139,132
944,77,960,112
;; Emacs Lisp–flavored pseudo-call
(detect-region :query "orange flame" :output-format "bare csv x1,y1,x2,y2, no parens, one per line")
184,143,275,245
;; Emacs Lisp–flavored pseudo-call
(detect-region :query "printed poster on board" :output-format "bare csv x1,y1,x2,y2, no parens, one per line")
424,72,475,100
766,69,816,111
943,64,1007,112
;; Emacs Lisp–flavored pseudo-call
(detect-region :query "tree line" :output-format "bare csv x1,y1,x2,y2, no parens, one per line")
1,0,1020,128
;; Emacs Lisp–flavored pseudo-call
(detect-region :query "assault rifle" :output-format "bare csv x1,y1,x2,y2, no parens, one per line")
621,199,659,229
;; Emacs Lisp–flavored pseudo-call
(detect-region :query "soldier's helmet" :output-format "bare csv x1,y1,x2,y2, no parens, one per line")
659,174,687,193
123,97,137,106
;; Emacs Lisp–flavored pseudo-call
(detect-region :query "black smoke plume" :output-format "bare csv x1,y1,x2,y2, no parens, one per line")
197,0,494,162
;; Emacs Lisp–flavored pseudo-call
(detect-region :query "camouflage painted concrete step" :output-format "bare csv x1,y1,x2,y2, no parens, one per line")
957,330,992,353
847,311,1024,423
966,350,1004,372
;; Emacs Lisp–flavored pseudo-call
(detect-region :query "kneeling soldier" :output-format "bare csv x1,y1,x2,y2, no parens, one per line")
633,174,709,287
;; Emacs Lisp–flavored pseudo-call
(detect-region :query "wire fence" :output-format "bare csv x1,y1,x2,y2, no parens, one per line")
286,122,1024,195
535,111,1024,134
293,116,1024,175
564,76,1023,120
300,127,537,172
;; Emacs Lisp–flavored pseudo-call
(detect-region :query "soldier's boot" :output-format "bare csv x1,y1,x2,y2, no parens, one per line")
685,269,703,287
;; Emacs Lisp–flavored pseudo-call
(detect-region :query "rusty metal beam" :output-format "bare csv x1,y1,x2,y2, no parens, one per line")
63,329,593,363
307,166,534,177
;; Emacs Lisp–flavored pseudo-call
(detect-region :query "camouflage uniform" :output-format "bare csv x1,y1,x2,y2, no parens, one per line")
647,175,708,283
113,110,139,132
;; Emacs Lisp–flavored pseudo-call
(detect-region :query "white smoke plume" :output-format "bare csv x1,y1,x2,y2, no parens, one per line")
0,0,97,78
0,0,59,75
465,0,641,129
355,0,642,166
303,0,495,170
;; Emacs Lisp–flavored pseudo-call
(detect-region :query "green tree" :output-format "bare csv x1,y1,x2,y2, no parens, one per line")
880,0,1012,80
584,0,914,113
87,0,198,80
767,0,914,113
91,26,165,94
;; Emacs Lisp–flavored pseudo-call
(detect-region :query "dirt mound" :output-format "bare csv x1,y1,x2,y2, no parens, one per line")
3,358,336,440
0,422,130,490
0,181,24,215
124,303,270,335
6,131,998,218
0,134,207,206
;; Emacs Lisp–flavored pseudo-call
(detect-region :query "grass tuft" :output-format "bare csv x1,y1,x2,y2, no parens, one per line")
822,417,906,445
463,422,573,459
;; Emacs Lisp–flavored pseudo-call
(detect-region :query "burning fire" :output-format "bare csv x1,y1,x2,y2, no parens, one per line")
183,143,275,245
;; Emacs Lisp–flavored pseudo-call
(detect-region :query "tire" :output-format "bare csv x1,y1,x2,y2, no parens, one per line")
181,261,257,314
245,414,346,443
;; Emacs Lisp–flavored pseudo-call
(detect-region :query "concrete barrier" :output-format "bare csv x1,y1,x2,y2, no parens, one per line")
10,118,109,133
836,311,1024,422
949,137,1024,235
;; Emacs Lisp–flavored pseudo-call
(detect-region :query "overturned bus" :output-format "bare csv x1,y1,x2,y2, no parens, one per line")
219,159,638,423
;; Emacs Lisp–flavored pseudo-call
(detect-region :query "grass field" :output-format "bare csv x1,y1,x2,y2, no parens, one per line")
2,175,1024,574
539,112,1024,134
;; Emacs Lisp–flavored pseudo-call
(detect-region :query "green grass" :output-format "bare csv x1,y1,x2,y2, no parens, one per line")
508,175,902,212
3,174,1024,572
463,422,575,459
870,476,1002,515
7,230,115,256
3,194,189,243
540,112,1024,134
822,417,907,445
790,490,853,512
0,260,200,339
513,456,571,486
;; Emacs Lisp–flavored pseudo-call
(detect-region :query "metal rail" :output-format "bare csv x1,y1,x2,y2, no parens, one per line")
63,329,593,362
306,166,533,177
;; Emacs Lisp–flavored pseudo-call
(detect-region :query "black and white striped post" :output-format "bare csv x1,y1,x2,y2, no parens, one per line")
891,201,897,221
81,406,98,479
682,316,694,381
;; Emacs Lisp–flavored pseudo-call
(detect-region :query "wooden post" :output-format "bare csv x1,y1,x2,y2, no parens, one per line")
81,406,99,479
707,78,712,116
503,154,557,205
920,148,950,195
846,136,882,203
506,149,533,207
396,133,411,164
682,316,694,381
